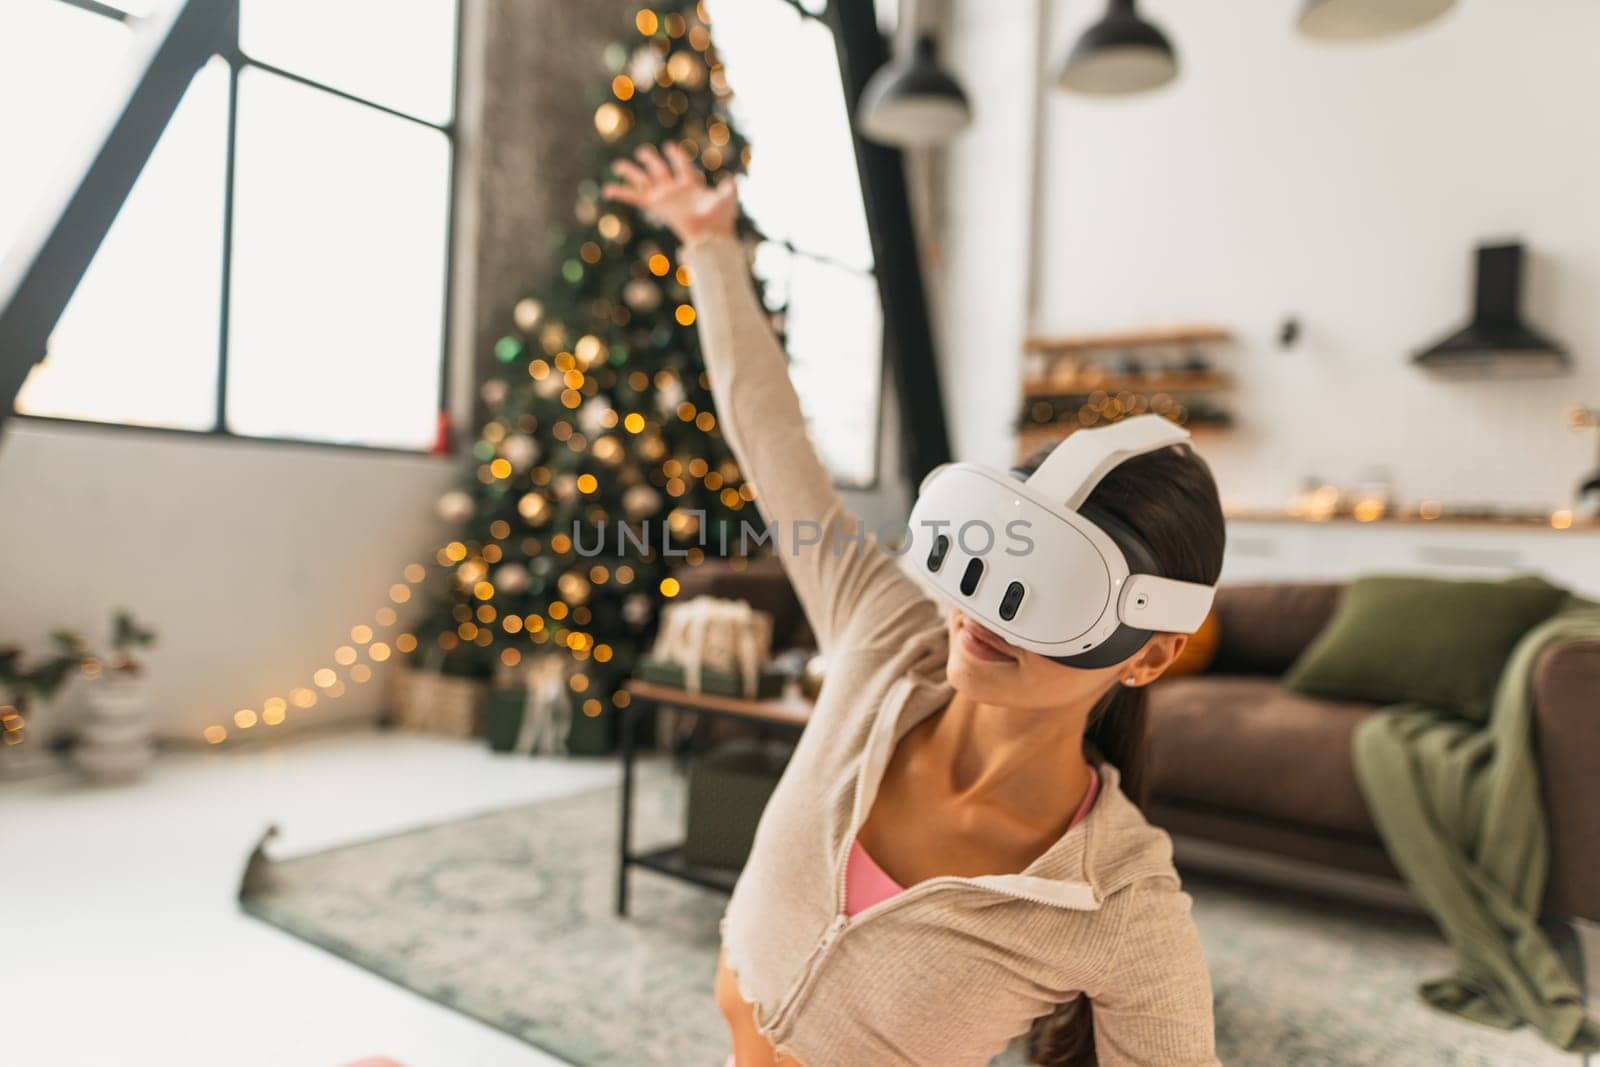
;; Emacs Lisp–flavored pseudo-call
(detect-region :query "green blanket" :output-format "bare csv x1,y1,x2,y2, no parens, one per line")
1353,598,1600,1052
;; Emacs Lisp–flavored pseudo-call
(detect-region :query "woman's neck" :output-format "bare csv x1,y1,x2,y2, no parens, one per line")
920,690,1097,833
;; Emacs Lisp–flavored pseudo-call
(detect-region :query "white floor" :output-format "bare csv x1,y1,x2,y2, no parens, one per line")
1,730,621,1067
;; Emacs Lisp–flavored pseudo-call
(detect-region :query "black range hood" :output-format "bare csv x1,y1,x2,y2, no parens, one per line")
1412,242,1570,378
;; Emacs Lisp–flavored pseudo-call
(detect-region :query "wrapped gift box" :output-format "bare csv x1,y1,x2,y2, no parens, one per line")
486,656,573,755
635,657,786,699
649,596,775,698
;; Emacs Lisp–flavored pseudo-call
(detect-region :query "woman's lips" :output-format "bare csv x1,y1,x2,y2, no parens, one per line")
959,619,1018,664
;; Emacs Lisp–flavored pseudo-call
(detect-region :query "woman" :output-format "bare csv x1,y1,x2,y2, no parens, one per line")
604,144,1223,1067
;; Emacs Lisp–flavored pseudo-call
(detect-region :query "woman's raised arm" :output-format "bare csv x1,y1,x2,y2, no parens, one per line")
604,144,930,652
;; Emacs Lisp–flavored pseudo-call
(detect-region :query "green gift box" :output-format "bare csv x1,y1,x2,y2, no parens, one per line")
683,739,793,870
565,698,616,756
484,684,616,756
485,687,529,753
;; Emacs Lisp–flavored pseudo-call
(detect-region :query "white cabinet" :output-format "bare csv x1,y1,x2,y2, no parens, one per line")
1222,519,1600,598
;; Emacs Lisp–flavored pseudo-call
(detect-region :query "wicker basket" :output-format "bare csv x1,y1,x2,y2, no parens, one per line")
388,665,488,738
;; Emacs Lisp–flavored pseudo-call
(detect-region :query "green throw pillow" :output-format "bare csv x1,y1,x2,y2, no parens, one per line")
1283,574,1567,720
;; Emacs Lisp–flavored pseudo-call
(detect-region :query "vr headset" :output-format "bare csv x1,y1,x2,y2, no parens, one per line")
905,415,1216,669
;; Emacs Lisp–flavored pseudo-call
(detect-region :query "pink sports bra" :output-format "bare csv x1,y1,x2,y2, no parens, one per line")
723,772,1103,1066
844,767,1101,917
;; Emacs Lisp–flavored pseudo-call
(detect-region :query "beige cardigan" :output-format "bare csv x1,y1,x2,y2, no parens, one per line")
683,233,1219,1067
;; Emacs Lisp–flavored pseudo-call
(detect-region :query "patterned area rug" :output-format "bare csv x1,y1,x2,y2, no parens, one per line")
243,770,1581,1067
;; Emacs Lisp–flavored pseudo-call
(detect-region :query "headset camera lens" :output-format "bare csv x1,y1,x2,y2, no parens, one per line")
999,582,1025,620
959,558,984,596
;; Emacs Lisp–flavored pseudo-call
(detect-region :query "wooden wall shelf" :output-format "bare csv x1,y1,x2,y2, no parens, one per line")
1224,509,1600,532
1017,420,1230,459
1023,325,1233,355
1022,372,1230,397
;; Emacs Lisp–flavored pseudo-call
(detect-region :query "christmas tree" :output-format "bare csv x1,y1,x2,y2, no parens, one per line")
413,0,765,753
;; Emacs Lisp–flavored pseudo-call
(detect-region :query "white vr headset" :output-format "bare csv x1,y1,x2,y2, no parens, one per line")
906,415,1216,669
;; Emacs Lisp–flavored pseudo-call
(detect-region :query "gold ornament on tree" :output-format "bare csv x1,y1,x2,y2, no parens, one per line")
558,572,593,605
518,492,551,524
639,433,667,461
654,373,686,414
495,562,531,595
597,213,630,243
500,433,539,470
628,45,663,87
594,101,631,142
534,368,565,399
667,507,701,539
666,51,705,88
513,298,544,331
624,484,663,519
539,323,567,354
578,399,614,437
436,490,475,523
623,593,653,626
623,277,662,312
575,333,606,366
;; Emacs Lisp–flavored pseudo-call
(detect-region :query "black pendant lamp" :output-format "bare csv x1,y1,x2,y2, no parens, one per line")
1057,0,1178,97
858,33,972,147
1297,0,1456,42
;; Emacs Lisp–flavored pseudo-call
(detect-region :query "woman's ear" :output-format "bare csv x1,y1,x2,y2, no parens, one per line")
1126,633,1187,686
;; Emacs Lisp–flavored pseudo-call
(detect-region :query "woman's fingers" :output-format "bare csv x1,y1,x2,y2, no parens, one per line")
635,144,673,183
663,141,701,186
610,158,650,191
600,183,642,206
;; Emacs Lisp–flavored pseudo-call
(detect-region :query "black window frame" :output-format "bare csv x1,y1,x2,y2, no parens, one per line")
792,0,951,488
8,0,948,478
13,0,465,458
733,0,890,491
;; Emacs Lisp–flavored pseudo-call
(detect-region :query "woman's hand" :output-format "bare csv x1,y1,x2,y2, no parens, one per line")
602,142,737,247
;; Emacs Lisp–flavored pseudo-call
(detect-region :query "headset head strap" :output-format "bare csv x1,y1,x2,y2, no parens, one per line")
1024,414,1192,511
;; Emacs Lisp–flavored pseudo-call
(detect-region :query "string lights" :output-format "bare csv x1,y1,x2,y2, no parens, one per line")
200,1,764,747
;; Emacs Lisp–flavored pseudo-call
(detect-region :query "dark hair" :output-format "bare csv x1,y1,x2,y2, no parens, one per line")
1015,438,1226,1067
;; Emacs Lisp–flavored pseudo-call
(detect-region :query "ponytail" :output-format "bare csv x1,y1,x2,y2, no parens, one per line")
1025,683,1151,1066
1012,436,1220,1067
1084,682,1150,809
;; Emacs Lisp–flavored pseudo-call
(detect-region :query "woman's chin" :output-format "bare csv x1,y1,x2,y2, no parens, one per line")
946,646,1015,692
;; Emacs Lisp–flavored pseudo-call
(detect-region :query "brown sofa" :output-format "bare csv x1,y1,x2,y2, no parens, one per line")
673,562,1600,924
1146,582,1600,925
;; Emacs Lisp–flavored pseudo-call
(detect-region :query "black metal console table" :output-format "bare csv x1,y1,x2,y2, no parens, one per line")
615,678,811,916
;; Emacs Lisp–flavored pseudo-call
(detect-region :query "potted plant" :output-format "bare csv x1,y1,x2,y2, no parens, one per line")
0,642,81,778
72,611,159,784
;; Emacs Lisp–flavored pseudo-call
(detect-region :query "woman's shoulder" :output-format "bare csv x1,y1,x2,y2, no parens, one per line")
781,624,948,763
1080,768,1185,901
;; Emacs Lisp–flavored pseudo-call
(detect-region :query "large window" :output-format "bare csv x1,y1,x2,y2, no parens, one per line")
706,0,884,487
3,0,459,451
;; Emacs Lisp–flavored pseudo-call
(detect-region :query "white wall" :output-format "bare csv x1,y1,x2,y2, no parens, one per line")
0,5,494,747
940,0,1600,513
938,1,1043,466
0,420,458,743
